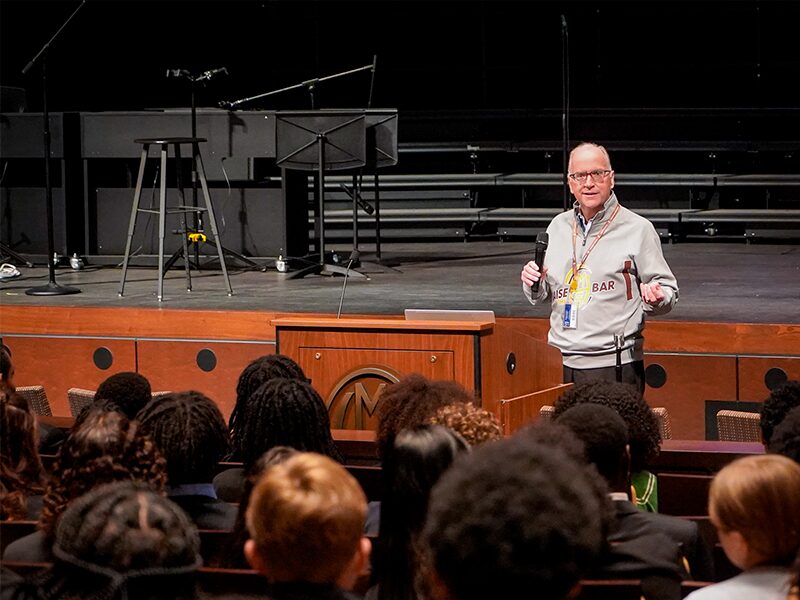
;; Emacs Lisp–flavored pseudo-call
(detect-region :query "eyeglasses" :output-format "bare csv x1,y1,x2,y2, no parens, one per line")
568,169,612,183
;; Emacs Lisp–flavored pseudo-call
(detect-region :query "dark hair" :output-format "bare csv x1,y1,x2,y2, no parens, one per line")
136,391,230,485
556,403,630,485
376,373,475,459
553,380,661,472
376,425,469,600
1,383,46,519
761,380,800,445
0,344,12,383
26,481,200,600
233,378,340,470
423,435,609,600
220,446,300,569
39,409,167,540
768,405,800,464
94,371,153,419
228,354,307,459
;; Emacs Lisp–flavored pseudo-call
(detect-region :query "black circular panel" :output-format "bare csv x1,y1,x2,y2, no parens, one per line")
506,352,517,375
93,347,113,370
196,348,217,372
645,363,667,388
764,367,788,391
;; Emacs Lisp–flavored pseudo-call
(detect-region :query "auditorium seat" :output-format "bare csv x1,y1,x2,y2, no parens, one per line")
66,387,95,417
539,404,673,441
716,410,761,442
658,473,713,516
0,520,37,555
15,385,52,417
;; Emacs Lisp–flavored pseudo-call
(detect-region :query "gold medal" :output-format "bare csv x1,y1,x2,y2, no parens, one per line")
570,277,578,292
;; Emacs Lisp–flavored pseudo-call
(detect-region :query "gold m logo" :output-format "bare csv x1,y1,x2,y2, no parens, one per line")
326,366,401,429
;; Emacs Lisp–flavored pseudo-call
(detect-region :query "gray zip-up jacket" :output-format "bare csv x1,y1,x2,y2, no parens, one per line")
523,193,678,369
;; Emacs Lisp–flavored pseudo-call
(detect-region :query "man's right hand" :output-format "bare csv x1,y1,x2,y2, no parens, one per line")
521,260,548,288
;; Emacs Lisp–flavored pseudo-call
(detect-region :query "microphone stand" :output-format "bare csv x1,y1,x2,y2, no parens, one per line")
23,0,86,296
561,14,571,212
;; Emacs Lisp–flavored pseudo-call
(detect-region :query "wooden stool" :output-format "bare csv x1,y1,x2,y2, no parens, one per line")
118,137,232,301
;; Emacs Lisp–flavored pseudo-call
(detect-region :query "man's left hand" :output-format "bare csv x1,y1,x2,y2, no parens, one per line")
640,281,665,305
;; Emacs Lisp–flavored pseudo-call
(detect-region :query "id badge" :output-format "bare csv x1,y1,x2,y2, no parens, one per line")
563,303,578,329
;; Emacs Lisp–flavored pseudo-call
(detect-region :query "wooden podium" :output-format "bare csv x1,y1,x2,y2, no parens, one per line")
272,315,565,433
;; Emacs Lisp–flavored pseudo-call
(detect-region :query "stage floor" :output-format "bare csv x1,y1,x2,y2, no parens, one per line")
1,241,798,324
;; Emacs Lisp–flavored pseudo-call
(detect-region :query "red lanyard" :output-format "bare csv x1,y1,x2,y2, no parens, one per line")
570,203,620,292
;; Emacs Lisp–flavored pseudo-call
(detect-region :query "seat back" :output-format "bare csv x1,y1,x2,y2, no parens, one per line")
652,406,673,440
15,385,52,416
67,387,96,418
539,404,556,420
716,409,761,442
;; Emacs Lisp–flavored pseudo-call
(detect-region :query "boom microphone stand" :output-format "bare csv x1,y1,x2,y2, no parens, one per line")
23,0,85,296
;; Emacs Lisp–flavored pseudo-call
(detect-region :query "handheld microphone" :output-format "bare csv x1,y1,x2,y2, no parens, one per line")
531,232,549,293
337,249,360,318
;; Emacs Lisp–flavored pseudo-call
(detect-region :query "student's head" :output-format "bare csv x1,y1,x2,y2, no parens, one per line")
376,373,475,459
709,454,800,570
553,380,660,473
40,409,167,539
567,142,615,219
94,371,153,419
429,402,503,446
245,452,369,588
768,405,800,464
136,391,230,486
556,403,630,489
234,378,340,470
0,344,14,388
37,481,201,600
1,383,45,519
230,354,307,441
423,434,608,600
761,380,800,445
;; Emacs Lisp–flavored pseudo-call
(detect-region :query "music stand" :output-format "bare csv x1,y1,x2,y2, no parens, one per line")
276,110,368,279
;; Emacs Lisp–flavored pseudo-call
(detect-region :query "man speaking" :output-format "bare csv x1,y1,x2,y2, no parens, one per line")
520,142,678,393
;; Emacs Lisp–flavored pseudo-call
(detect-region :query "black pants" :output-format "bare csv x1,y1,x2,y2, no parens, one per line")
563,360,645,395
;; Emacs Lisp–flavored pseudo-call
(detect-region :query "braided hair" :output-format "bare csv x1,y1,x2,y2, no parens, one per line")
24,481,200,600
93,372,153,420
39,409,167,541
136,391,229,486
234,378,340,470
552,380,661,472
228,354,306,454
1,383,46,519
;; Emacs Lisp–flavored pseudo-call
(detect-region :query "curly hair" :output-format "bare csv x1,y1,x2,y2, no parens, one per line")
228,354,307,456
768,405,800,464
376,374,475,459
429,402,503,446
553,380,661,472
137,391,230,485
1,383,46,519
39,409,167,541
422,433,609,600
234,378,340,470
93,371,153,419
26,481,200,600
760,380,800,445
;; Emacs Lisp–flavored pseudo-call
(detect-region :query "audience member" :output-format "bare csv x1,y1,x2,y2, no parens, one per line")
219,446,299,569
376,373,475,460
1,382,46,520
228,354,307,461
557,403,712,586
369,425,470,600
214,378,341,502
768,405,800,464
90,370,153,420
761,380,800,446
553,380,662,511
686,454,800,599
422,432,608,600
2,408,167,562
0,344,14,387
6,481,201,600
137,390,236,530
429,401,503,446
244,452,370,599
